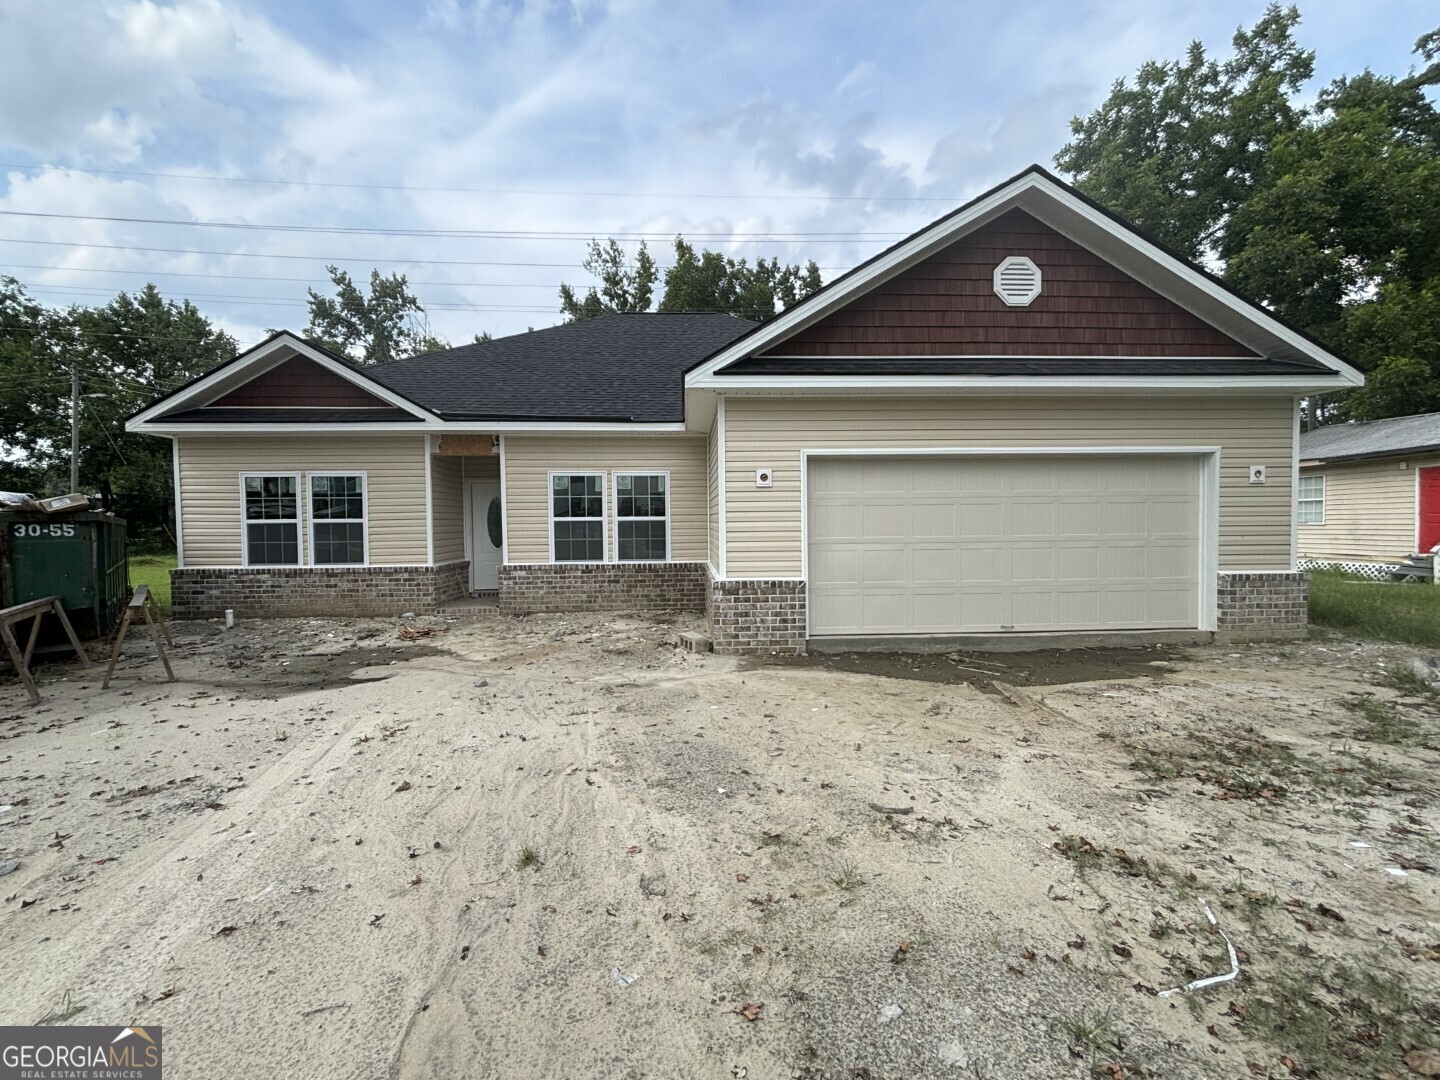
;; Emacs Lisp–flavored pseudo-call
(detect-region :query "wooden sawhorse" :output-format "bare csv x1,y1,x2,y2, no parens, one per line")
103,584,176,689
0,595,92,705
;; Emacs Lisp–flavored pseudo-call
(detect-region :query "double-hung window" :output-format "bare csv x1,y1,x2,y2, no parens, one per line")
310,474,367,564
551,473,605,561
1298,474,1325,525
242,474,300,566
615,473,668,561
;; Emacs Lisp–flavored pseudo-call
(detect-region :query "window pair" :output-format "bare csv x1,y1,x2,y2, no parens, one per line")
243,474,366,566
551,472,667,562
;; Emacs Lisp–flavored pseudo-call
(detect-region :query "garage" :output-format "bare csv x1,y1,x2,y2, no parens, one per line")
806,454,1203,637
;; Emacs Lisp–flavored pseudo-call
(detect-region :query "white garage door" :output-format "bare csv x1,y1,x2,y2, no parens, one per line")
807,455,1201,636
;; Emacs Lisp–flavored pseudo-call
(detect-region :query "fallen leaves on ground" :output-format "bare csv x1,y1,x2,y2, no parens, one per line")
734,1002,763,1022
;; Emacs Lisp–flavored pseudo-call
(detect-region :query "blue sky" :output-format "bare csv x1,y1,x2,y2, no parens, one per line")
0,0,1434,348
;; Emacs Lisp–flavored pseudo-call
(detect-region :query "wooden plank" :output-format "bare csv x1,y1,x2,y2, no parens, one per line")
0,594,90,704
101,607,136,690
0,619,39,704
50,599,92,669
434,434,496,457
103,585,173,689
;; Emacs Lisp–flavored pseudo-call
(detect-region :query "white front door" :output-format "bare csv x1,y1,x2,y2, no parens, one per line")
468,480,503,591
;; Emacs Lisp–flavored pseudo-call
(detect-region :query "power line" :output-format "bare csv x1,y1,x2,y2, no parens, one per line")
0,262,560,290
3,236,829,269
0,325,262,347
1,162,958,203
0,208,909,242
22,284,559,313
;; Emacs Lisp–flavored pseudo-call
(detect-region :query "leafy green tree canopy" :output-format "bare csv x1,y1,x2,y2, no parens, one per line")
0,279,236,543
558,239,658,321
1056,5,1440,423
559,237,821,322
305,266,443,363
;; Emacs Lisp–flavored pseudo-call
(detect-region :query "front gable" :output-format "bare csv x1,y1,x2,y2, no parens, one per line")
128,332,440,432
760,209,1256,359
205,355,394,409
687,165,1363,392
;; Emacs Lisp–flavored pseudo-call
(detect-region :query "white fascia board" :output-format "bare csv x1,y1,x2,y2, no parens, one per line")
685,171,1364,387
691,375,1355,395
128,332,441,427
128,420,692,436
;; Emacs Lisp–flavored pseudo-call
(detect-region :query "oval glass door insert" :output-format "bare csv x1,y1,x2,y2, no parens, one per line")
487,496,503,549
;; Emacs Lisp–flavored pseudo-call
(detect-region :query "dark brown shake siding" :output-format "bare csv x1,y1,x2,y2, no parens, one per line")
760,209,1257,358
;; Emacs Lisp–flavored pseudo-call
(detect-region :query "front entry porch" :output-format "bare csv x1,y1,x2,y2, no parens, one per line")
428,439,502,598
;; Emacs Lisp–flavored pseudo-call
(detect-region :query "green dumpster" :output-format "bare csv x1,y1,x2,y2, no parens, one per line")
1,511,129,643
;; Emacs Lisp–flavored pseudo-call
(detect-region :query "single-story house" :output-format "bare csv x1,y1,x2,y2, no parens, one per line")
128,165,1361,653
1298,411,1440,574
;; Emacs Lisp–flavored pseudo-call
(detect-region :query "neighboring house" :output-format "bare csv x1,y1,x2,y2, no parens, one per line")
1298,412,1440,574
128,165,1361,653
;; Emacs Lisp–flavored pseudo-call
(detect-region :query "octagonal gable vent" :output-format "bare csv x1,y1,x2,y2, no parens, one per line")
993,256,1042,306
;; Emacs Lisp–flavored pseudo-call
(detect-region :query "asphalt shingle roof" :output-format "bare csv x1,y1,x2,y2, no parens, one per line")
1300,412,1440,463
366,313,758,422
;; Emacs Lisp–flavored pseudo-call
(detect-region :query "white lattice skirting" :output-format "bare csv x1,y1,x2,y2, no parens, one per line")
1298,558,1418,580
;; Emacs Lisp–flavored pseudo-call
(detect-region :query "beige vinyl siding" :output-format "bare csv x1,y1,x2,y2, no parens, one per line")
502,435,707,563
177,435,428,566
1298,455,1437,561
722,395,1296,578
431,455,465,564
708,422,721,572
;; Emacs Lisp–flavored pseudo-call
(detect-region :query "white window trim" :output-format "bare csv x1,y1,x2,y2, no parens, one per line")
548,470,607,564
307,471,370,567
613,470,671,563
239,472,302,568
1297,474,1325,526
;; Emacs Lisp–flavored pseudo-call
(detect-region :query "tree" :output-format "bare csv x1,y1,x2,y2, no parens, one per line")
73,285,237,537
0,281,236,544
559,236,822,322
305,266,439,363
1056,4,1314,261
558,240,657,321
1056,8,1440,423
658,239,822,321
0,277,66,495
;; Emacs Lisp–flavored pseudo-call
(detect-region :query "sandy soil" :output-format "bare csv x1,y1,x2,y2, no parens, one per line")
1,613,1438,1079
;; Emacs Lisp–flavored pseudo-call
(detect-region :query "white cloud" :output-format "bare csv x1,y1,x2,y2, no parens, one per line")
0,0,1435,346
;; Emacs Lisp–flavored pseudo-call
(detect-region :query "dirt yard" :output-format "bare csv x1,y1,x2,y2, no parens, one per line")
2,612,1438,1079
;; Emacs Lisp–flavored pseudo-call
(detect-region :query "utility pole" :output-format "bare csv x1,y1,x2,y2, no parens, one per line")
70,361,80,494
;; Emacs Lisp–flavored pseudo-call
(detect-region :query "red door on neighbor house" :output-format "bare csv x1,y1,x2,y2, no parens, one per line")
1419,468,1440,552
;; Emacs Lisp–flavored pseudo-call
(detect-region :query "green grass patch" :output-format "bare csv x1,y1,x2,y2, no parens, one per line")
128,553,176,616
1308,568,1440,646
1236,959,1435,1077
1337,694,1425,745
